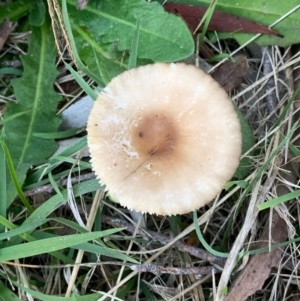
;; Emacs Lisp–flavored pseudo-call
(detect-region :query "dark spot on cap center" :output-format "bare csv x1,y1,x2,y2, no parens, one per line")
132,113,178,158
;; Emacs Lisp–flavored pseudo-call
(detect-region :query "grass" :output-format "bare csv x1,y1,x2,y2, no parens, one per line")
1,1,300,301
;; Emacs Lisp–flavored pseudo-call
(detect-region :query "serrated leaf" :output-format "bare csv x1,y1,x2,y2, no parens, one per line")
29,0,46,26
3,20,61,205
66,0,194,83
0,0,35,23
163,0,300,47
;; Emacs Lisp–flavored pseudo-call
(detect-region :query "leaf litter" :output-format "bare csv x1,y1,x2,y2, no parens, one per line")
164,3,282,37
1,0,300,300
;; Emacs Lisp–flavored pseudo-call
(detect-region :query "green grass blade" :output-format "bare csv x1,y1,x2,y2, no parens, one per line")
193,210,229,258
62,0,104,85
7,179,103,252
0,231,107,262
52,155,91,169
0,139,33,213
64,63,98,100
258,189,300,211
73,242,138,263
0,215,75,264
9,283,102,301
23,179,103,228
25,136,88,188
272,85,300,129
33,228,138,263
0,67,23,76
48,172,63,198
234,122,299,219
0,280,22,301
50,136,87,160
196,0,217,46
32,128,82,139
0,216,49,241
0,138,6,233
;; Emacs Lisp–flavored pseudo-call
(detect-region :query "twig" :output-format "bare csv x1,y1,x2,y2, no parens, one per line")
102,215,226,268
4,260,217,276
130,264,216,276
24,172,95,196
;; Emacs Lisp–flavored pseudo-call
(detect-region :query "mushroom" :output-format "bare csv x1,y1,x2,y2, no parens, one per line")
87,63,242,215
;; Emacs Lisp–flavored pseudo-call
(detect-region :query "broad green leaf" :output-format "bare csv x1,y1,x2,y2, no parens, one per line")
66,0,194,83
29,0,46,26
3,19,61,205
0,0,35,22
0,231,108,262
162,0,300,47
0,139,33,212
24,136,88,188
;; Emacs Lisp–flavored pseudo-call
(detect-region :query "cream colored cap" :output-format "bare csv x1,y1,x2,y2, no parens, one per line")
87,63,242,215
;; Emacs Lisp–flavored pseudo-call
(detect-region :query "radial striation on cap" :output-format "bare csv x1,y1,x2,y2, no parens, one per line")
87,63,242,215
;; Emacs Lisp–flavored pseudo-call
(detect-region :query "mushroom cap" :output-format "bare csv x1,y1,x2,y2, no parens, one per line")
87,63,242,215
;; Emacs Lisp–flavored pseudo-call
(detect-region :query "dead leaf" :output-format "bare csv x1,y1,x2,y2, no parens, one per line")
212,55,250,92
164,3,282,37
225,161,296,301
0,19,13,52
224,211,287,301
